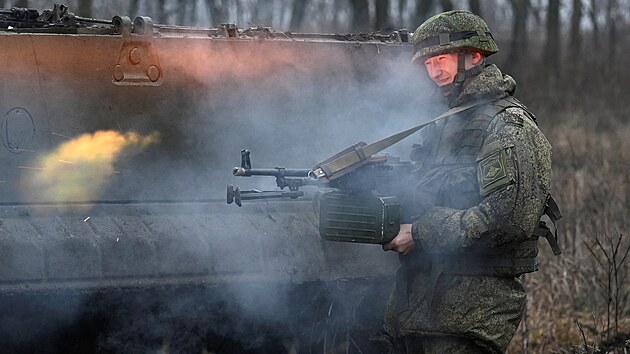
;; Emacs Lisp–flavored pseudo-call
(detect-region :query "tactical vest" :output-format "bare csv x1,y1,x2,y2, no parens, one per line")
407,95,561,277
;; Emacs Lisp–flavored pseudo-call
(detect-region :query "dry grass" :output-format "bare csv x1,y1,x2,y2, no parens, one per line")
507,107,630,353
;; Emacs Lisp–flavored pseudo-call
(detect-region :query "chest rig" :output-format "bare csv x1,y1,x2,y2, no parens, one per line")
408,95,561,276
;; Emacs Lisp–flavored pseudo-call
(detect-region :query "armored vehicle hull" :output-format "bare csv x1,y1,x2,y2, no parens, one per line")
0,5,421,352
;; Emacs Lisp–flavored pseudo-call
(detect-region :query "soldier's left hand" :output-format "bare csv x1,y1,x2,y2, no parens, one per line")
382,223,416,255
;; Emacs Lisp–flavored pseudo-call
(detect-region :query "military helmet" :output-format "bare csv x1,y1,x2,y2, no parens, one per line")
411,10,498,63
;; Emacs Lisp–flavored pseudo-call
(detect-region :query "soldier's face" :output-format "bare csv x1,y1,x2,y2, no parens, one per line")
423,53,459,87
423,52,483,87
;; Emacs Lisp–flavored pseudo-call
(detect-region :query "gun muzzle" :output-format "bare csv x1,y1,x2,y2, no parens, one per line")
232,167,248,176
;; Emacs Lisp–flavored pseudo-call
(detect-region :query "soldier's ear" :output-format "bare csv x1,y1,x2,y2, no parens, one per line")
471,52,483,65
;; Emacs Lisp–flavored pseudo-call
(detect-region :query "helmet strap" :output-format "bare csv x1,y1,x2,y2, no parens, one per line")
454,52,467,86
438,53,486,100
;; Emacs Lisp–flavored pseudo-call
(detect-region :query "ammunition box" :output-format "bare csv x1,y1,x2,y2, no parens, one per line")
319,192,401,244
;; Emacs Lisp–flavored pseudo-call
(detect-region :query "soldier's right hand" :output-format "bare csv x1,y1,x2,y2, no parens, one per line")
382,224,415,255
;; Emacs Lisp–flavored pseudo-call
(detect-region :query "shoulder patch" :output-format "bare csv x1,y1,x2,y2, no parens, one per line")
479,152,507,187
477,147,515,196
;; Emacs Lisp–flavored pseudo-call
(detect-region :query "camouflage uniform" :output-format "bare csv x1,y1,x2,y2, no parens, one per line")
383,11,554,354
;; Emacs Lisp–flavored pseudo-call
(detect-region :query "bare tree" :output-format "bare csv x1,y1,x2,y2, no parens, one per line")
440,0,453,11
585,233,630,342
569,0,582,56
606,0,617,71
235,0,243,26
589,0,600,51
349,0,370,31
128,0,140,18
398,0,407,27
206,0,228,26
155,0,167,24
188,0,198,24
505,0,529,79
564,0,583,91
332,0,347,31
413,0,434,27
543,0,560,84
176,0,188,25
375,0,390,30
289,0,308,31
469,0,482,15
257,0,274,25
78,0,93,17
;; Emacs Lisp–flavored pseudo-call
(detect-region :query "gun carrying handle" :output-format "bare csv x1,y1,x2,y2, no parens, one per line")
312,155,388,181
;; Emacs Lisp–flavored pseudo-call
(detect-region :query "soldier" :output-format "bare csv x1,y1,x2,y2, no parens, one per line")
381,10,560,354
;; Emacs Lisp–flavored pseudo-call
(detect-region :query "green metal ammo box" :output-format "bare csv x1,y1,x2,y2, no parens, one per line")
319,192,401,244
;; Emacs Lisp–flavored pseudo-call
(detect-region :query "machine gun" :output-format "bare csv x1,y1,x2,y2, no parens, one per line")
227,144,414,244
226,101,489,244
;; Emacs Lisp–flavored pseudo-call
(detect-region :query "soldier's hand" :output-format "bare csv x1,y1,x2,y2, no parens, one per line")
382,224,415,255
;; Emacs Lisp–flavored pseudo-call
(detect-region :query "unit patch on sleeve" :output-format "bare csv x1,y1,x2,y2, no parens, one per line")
478,149,513,196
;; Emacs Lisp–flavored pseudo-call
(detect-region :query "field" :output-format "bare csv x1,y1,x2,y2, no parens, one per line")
507,100,630,353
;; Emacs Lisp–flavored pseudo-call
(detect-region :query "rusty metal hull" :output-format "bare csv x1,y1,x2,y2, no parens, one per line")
0,30,410,288
1,32,413,202
0,19,417,351
0,200,399,293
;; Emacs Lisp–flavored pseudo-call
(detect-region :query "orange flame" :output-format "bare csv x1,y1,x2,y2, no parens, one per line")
27,130,159,202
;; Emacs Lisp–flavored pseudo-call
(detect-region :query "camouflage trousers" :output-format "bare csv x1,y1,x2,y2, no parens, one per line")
388,335,491,354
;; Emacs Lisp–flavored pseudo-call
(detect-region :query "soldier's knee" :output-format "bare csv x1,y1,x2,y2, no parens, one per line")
418,335,491,354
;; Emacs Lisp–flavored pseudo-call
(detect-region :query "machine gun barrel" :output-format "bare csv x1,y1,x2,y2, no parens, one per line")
232,167,313,178
227,149,413,206
229,150,320,195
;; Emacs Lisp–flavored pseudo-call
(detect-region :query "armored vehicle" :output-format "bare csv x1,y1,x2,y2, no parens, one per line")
0,4,424,352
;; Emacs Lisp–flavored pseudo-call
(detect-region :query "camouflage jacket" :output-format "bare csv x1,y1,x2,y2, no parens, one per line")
384,64,552,352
